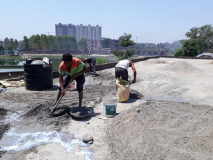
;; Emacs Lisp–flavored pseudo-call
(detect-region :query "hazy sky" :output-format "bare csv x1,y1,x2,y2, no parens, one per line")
0,0,213,44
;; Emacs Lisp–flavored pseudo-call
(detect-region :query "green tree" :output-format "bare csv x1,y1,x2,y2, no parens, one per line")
0,45,3,50
5,43,15,50
174,39,201,57
62,35,69,50
111,49,125,59
40,34,48,50
35,34,41,50
185,27,199,39
69,36,77,50
208,49,213,53
52,36,58,50
78,38,88,51
174,48,184,56
28,34,41,50
29,35,36,49
112,33,135,59
5,38,16,50
9,38,14,45
0,45,4,53
185,24,213,51
23,36,29,49
96,57,107,64
118,33,135,48
14,39,18,48
56,35,63,50
47,35,55,50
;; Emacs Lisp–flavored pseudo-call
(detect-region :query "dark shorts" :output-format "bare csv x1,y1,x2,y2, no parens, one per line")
115,67,128,81
59,74,85,92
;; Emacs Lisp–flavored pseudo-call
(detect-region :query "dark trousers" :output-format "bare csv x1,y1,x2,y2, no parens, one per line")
115,67,128,81
59,74,85,91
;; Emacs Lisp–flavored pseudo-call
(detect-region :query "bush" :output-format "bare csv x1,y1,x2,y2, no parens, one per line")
111,49,125,60
208,49,213,53
96,57,107,64
174,48,184,56
174,39,201,57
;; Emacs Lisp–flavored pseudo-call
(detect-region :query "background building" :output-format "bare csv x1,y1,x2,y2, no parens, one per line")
55,23,102,41
87,40,102,54
4,37,9,45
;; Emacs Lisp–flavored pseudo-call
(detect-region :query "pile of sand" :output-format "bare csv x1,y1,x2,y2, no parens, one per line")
106,101,213,160
22,102,71,130
162,61,200,73
145,59,167,64
0,108,9,139
0,108,7,120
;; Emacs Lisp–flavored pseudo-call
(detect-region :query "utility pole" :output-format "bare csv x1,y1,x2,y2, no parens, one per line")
136,37,138,43
46,32,54,36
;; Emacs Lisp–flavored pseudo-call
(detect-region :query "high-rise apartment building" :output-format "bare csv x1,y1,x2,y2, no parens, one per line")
55,23,102,41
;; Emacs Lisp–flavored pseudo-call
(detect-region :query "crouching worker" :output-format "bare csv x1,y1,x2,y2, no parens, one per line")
83,57,96,75
115,59,137,83
55,53,88,107
115,59,137,102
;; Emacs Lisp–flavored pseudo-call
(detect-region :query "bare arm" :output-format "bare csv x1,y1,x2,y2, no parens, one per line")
129,60,137,83
59,74,65,95
72,65,89,79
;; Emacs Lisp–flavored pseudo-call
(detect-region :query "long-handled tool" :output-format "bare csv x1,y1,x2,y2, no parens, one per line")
52,78,74,112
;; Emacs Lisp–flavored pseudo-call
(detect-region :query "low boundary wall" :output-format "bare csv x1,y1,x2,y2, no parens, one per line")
0,71,24,80
0,56,212,80
23,49,89,55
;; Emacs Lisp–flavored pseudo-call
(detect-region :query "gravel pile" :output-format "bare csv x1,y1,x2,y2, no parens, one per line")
145,59,167,64
162,61,201,73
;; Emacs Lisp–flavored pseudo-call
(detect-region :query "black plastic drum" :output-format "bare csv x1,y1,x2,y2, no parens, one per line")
24,59,53,91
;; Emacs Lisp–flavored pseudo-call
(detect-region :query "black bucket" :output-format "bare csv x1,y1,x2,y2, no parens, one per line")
24,59,53,91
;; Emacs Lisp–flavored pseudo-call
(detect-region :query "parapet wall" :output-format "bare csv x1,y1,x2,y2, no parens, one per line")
95,56,160,71
23,49,89,55
0,56,212,80
0,71,24,80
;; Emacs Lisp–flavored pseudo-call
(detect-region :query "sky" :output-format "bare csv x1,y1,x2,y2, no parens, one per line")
0,0,213,44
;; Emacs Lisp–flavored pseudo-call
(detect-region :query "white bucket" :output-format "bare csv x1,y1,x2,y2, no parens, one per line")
103,94,117,118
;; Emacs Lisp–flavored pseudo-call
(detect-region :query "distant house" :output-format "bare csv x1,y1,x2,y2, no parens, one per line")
87,40,102,54
4,50,11,54
102,48,111,55
4,37,10,45
110,39,124,50
13,50,20,55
